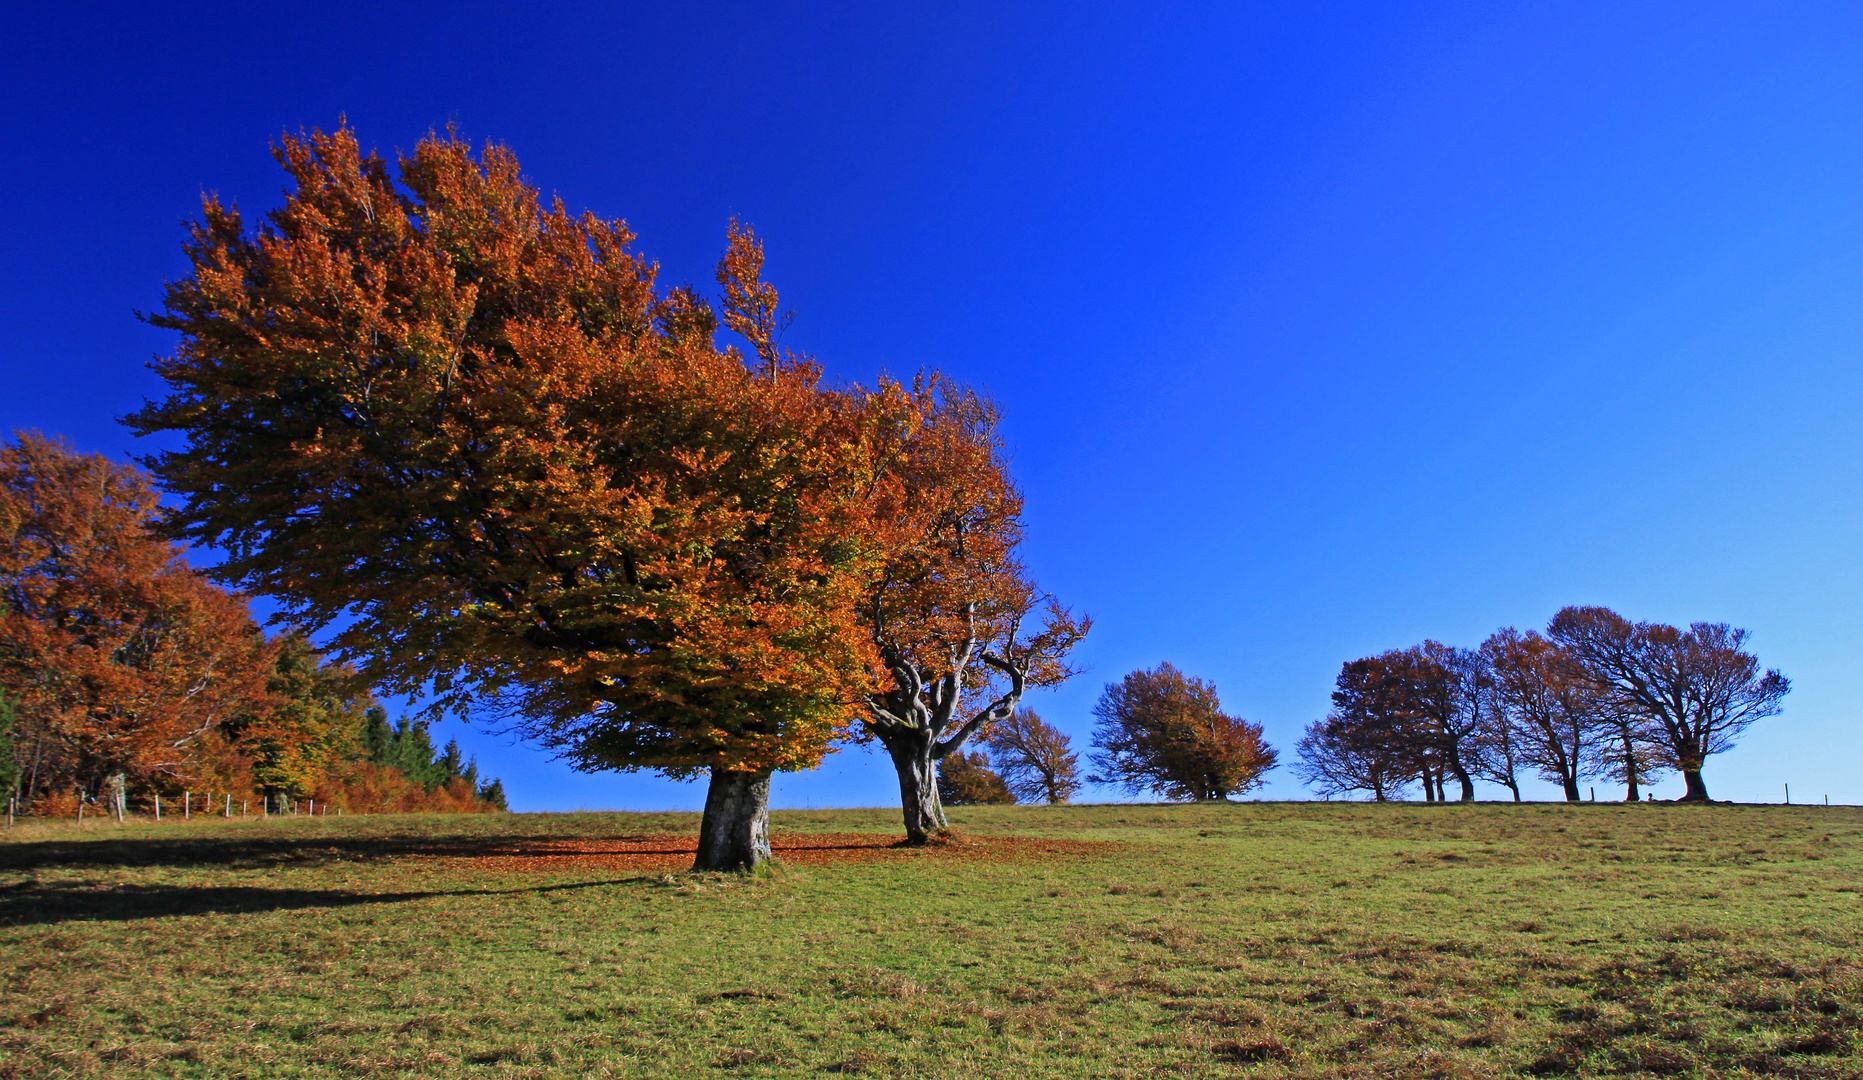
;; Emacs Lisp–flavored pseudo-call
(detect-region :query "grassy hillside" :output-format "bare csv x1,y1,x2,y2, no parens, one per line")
3,802,1859,1078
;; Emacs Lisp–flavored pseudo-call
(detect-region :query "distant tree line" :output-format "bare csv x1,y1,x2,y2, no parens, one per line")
0,434,505,816
1294,607,1788,803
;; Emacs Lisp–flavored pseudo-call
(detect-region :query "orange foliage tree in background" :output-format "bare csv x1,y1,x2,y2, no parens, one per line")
1089,663,1276,802
0,433,277,810
1,434,502,816
130,126,883,867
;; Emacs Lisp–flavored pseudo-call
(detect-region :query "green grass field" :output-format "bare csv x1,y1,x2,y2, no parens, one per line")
3,802,1860,1079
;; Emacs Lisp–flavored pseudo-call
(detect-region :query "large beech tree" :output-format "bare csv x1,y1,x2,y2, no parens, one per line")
854,381,1086,843
130,126,884,868
0,434,277,808
1547,606,1787,802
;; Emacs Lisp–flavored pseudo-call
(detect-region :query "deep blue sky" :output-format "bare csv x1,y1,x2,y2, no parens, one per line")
5,2,1859,809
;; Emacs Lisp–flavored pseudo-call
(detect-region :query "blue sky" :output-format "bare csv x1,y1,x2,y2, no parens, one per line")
4,2,1859,809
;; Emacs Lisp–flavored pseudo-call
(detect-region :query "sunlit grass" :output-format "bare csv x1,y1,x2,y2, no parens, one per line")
3,802,1859,1078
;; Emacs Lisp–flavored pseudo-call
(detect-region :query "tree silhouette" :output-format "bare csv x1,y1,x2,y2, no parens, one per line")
1548,606,1787,802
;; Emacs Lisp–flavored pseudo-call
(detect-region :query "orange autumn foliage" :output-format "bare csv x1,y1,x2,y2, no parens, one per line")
130,125,888,784
853,378,1088,840
312,761,495,815
2,434,502,815
0,433,277,807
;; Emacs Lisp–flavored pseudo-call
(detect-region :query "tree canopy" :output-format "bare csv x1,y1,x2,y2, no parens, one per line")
983,708,1080,805
0,433,277,806
1547,606,1787,802
935,750,1014,806
126,125,922,865
853,380,1086,840
1089,663,1276,801
0,432,501,814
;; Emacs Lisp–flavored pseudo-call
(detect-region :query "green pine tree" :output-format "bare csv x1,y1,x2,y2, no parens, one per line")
476,778,508,811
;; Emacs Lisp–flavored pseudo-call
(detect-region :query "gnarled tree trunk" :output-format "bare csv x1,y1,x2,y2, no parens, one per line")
1448,756,1475,802
693,767,771,871
1679,769,1710,802
885,736,948,844
864,637,1027,844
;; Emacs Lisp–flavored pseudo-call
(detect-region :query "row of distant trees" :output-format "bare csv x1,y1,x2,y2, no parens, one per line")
951,609,1788,808
0,435,506,816
1294,609,1789,803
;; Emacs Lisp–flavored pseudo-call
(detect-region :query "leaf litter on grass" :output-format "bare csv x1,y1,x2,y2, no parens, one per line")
2,803,1861,1079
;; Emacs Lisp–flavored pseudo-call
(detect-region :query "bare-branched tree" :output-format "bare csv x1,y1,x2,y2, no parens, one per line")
983,708,1080,804
1293,714,1410,801
1481,627,1604,802
1547,606,1788,802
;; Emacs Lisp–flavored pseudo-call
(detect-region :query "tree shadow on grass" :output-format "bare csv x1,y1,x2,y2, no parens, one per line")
0,833,680,873
0,876,645,927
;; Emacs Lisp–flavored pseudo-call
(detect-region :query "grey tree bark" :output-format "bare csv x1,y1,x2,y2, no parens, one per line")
888,739,948,842
864,628,1026,844
693,767,772,871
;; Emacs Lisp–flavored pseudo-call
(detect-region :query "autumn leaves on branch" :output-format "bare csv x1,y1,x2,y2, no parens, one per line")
125,123,1086,867
0,435,506,817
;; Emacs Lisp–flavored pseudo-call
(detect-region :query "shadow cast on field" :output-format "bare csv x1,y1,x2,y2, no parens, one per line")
0,876,642,928
0,833,653,873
